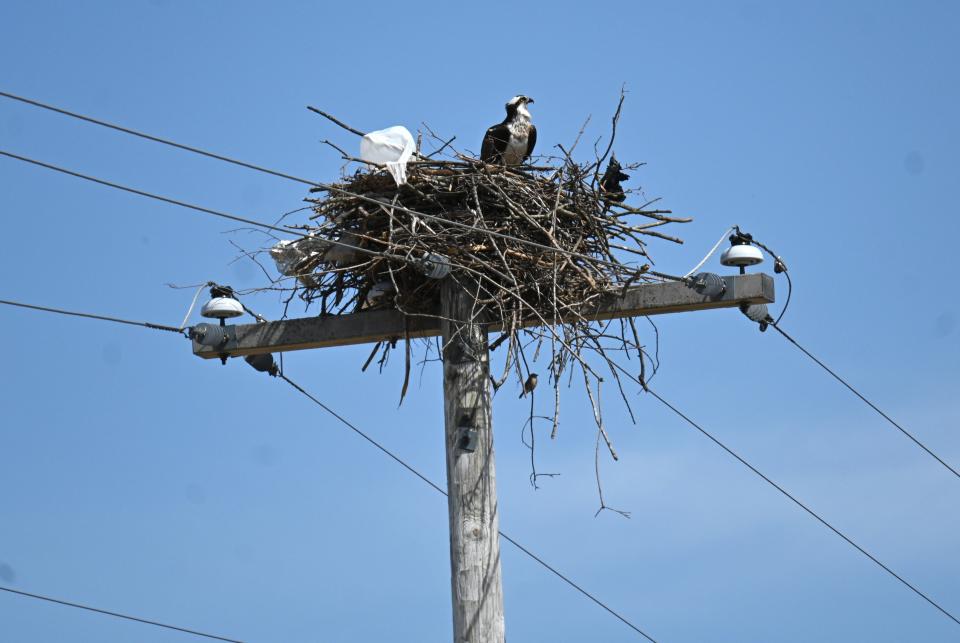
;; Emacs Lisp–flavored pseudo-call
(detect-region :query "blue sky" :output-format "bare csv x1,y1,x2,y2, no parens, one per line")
1,1,958,641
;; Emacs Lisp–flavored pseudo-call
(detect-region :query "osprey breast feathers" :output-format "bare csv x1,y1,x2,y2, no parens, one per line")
480,95,537,165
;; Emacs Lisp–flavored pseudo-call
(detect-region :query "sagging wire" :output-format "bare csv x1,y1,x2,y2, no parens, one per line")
174,281,267,330
683,226,734,278
623,357,960,629
178,281,214,330
642,387,960,629
273,370,657,642
769,322,960,482
741,227,791,325
731,231,960,484
0,298,187,336
0,149,440,273
0,586,245,643
730,225,791,329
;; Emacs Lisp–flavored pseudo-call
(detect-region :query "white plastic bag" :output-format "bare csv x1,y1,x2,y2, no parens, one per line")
270,237,327,275
270,239,308,276
359,125,415,185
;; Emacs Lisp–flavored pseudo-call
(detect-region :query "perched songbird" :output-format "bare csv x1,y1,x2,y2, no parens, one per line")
599,154,629,202
481,96,537,165
519,373,539,398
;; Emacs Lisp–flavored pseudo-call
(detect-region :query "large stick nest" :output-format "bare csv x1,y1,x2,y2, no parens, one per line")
258,102,692,508
277,159,686,320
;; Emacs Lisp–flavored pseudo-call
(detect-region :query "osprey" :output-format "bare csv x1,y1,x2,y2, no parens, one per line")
481,95,537,165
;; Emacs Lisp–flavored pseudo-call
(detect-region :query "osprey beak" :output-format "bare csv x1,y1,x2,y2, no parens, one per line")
526,97,535,104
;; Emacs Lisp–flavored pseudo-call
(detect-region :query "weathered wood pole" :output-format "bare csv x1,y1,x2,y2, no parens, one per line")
440,276,505,643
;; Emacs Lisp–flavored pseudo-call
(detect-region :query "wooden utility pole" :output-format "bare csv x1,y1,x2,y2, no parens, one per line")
191,272,773,642
440,277,504,642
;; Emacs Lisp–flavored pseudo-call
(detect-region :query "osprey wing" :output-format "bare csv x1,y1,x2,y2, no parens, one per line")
481,123,510,163
525,123,537,160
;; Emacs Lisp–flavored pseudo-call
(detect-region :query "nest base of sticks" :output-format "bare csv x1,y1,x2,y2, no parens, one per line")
264,140,689,502
287,162,684,317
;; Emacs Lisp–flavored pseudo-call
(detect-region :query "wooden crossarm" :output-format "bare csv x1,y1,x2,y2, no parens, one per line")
192,273,774,359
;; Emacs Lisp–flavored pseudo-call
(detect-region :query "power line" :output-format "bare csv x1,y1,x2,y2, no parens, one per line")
0,298,185,334
596,356,959,628
0,89,327,187
0,149,413,267
683,226,733,278
0,150,293,234
771,323,960,481
0,149,487,281
0,305,239,640
743,231,792,325
0,148,674,293
773,268,792,325
643,386,960,629
0,90,680,281
278,373,658,642
0,585,245,642
280,373,447,495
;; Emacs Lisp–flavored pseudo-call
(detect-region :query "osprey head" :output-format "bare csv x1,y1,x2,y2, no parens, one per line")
506,95,534,118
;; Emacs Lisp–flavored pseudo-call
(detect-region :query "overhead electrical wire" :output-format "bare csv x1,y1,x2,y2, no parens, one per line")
773,269,792,325
0,148,607,288
682,226,733,278
0,585,245,643
289,358,960,633
642,387,960,627
279,372,658,642
0,301,244,641
743,232,792,325
0,149,416,268
739,230,956,480
0,90,683,282
0,298,186,334
770,322,960,481
583,353,960,629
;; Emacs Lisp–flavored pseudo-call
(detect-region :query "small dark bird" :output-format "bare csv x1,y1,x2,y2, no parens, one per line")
599,155,629,202
519,373,539,398
481,95,537,165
